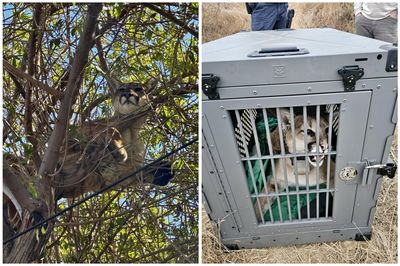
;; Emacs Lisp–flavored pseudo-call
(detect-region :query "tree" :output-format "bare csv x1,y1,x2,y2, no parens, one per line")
3,3,198,263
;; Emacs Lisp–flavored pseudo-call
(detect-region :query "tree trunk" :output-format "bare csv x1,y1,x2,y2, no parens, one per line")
3,211,50,263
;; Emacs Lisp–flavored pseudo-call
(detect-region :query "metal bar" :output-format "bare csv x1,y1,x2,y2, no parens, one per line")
303,106,311,220
316,105,320,219
235,110,265,224
240,151,338,161
249,110,274,223
257,216,334,226
276,108,292,222
250,111,262,160
326,105,334,218
262,109,283,222
290,107,302,221
261,163,275,223
251,188,336,197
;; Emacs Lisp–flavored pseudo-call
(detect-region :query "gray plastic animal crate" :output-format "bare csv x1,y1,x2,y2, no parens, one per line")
202,28,397,249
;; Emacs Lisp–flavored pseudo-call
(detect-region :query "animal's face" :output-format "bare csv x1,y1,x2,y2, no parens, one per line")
112,83,149,115
281,111,329,167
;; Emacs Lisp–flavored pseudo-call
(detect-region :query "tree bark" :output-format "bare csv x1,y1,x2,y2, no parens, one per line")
3,211,46,263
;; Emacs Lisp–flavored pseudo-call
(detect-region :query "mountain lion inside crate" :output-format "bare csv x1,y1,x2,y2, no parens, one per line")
255,108,335,221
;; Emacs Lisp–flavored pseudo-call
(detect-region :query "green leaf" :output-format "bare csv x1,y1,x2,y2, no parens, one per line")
23,143,33,158
116,217,125,226
145,30,153,40
41,226,47,235
28,183,38,199
113,4,123,18
68,125,79,138
71,27,77,36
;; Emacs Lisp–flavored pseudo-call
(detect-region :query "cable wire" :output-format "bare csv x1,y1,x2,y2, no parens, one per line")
3,138,198,245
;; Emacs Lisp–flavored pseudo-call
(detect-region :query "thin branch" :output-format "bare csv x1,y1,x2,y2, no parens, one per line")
25,3,43,169
94,28,109,74
143,3,198,37
9,69,26,98
130,238,197,263
81,93,110,122
3,60,63,98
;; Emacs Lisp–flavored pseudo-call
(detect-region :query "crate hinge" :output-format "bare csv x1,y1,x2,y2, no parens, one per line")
338,65,364,91
202,74,220,99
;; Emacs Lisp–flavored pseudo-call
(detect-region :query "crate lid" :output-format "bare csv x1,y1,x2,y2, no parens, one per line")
203,28,397,88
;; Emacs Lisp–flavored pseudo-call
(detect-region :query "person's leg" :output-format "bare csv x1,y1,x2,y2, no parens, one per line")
372,16,398,43
355,14,374,39
273,3,288,29
251,3,278,31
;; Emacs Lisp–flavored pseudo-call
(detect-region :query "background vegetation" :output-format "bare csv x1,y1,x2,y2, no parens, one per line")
202,2,397,263
3,3,198,263
202,3,354,43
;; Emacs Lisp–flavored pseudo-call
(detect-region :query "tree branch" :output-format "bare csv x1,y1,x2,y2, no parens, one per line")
25,3,43,169
94,27,110,74
81,93,110,122
3,163,43,214
39,4,103,177
143,4,198,37
3,60,62,98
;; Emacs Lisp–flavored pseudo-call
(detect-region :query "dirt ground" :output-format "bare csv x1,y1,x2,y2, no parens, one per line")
201,2,398,263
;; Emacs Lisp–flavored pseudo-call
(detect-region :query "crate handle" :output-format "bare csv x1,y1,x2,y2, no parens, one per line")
248,44,309,57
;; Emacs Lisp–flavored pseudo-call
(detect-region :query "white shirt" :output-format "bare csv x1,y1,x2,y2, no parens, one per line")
354,2,398,20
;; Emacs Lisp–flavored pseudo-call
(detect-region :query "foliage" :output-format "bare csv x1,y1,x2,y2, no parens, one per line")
3,3,198,263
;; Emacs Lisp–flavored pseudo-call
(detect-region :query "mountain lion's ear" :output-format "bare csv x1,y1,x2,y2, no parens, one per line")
145,77,159,92
107,73,122,95
95,66,122,94
278,108,292,129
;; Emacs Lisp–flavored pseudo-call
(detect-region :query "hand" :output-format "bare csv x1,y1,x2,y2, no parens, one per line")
151,161,174,186
389,10,398,19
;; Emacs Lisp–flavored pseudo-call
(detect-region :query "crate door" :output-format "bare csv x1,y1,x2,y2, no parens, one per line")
203,91,371,231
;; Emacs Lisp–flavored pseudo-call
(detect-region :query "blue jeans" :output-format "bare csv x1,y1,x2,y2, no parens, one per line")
250,3,288,31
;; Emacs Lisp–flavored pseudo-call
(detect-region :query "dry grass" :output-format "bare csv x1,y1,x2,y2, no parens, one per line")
202,3,355,43
202,3,250,43
290,3,355,32
202,2,397,263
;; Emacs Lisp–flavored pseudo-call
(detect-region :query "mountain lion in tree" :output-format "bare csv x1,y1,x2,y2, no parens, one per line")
3,77,173,244
54,78,173,199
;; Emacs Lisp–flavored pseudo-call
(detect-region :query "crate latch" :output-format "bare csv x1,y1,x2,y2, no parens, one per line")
365,162,397,179
348,160,397,186
202,74,220,100
338,65,364,91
